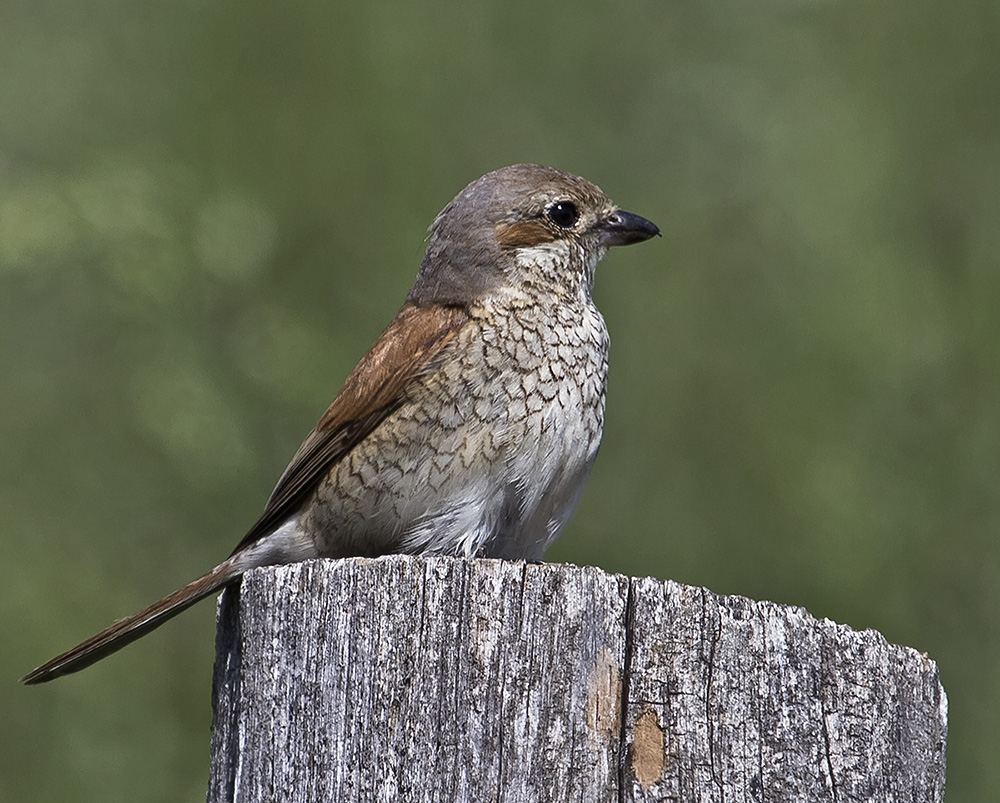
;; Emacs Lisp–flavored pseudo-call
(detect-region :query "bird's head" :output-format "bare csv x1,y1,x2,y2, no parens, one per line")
409,164,659,306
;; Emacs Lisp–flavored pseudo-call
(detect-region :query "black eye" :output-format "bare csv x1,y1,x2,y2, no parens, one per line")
546,201,579,229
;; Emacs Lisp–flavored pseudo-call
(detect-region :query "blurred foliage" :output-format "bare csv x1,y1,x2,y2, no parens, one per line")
2,0,997,800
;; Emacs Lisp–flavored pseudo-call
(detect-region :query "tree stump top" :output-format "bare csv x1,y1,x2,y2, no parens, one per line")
209,557,946,802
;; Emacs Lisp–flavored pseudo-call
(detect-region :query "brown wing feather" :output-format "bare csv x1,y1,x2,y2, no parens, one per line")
22,303,470,684
229,301,471,556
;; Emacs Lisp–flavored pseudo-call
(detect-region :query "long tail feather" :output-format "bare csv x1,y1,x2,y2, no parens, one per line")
22,560,241,685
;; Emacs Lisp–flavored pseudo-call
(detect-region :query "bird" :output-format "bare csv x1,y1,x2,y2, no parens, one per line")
22,164,659,684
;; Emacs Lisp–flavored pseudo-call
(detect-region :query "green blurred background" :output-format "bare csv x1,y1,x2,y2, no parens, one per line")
3,1,996,799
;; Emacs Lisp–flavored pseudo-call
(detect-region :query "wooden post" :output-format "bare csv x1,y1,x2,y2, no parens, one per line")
207,557,946,802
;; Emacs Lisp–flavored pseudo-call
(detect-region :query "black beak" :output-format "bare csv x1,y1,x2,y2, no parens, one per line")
598,209,661,247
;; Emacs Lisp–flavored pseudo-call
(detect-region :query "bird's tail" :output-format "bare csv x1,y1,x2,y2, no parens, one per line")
21,558,242,685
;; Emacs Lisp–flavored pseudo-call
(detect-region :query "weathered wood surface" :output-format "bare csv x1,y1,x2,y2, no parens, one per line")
207,557,947,802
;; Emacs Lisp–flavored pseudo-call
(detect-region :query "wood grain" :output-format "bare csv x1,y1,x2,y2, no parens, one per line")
208,557,947,802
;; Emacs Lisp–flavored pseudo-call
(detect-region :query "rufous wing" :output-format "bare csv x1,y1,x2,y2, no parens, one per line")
229,301,472,556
